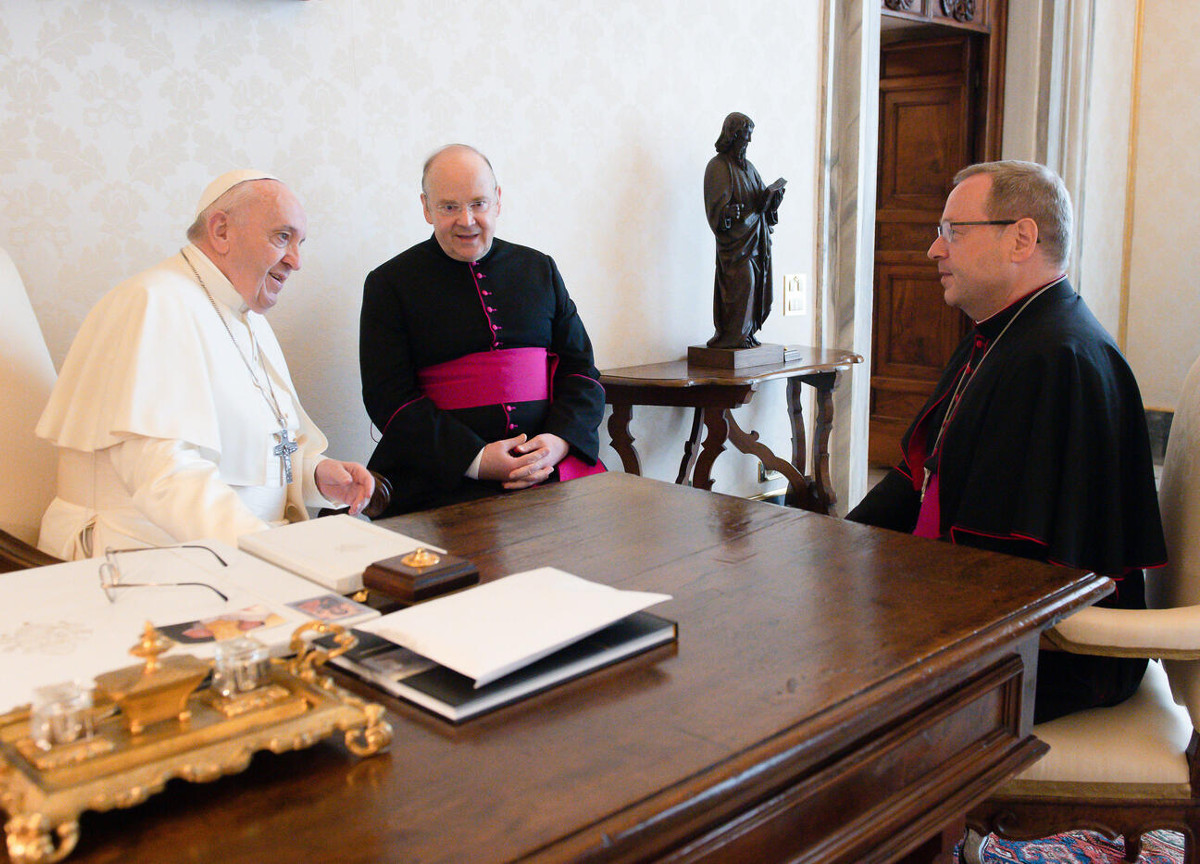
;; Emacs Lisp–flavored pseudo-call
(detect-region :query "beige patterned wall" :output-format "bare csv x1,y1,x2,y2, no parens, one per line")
1000,0,1196,413
1126,1,1200,410
0,1,821,497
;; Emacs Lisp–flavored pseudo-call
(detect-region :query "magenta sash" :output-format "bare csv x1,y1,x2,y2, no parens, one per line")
417,348,603,481
913,473,941,539
418,347,551,409
556,454,605,481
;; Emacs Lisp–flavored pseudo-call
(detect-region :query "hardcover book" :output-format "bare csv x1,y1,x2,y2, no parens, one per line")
324,611,677,723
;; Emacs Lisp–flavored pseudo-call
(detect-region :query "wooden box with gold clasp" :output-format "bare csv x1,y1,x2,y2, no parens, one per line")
362,547,479,605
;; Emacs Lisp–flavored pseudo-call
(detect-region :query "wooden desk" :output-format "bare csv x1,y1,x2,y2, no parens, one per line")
34,474,1107,864
600,349,862,514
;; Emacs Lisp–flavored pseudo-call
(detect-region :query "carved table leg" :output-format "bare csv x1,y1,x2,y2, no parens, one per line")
676,408,704,485
690,408,730,491
808,371,841,516
605,403,642,476
783,375,821,512
725,413,810,507
786,375,808,473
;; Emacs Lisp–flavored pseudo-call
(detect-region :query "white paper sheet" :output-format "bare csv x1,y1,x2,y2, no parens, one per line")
358,568,671,687
0,542,377,713
238,514,444,593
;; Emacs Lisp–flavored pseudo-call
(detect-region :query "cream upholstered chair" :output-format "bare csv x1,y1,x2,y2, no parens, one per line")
967,353,1200,862
0,246,60,571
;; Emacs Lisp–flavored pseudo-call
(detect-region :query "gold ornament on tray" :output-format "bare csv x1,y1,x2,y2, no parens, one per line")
0,621,391,863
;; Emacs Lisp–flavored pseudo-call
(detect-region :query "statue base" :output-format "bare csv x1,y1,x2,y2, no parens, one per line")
688,342,785,370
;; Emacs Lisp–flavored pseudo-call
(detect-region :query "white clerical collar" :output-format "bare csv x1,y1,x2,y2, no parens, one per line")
182,243,253,316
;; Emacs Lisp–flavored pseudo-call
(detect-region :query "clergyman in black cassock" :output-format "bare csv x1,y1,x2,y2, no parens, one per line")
360,145,604,516
848,161,1166,723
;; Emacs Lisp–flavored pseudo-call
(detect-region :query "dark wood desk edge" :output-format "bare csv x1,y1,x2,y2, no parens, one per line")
517,559,1111,863
528,707,1049,864
522,634,1090,863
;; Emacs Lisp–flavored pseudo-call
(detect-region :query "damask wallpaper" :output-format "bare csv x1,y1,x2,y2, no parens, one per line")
0,0,821,495
1125,0,1200,409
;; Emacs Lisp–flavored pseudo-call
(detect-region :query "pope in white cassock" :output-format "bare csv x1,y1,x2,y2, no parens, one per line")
36,170,375,560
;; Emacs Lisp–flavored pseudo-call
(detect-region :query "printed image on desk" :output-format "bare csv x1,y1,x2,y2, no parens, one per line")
600,347,862,514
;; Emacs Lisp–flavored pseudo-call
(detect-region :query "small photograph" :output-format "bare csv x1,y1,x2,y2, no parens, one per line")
160,605,286,644
288,594,374,622
363,647,437,682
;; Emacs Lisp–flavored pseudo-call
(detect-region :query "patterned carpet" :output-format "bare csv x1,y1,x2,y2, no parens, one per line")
956,830,1184,863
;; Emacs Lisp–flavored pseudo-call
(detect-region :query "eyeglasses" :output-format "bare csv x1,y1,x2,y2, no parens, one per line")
936,220,1017,243
432,198,495,218
99,545,230,604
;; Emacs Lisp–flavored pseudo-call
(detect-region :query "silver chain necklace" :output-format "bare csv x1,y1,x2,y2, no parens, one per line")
179,249,298,483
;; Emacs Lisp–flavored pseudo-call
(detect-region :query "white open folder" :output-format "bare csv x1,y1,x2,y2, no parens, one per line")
358,567,672,687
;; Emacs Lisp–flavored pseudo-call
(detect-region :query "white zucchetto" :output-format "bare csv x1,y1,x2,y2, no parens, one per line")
194,169,280,218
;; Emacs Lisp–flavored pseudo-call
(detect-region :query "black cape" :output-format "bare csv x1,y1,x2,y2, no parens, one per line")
360,237,604,515
848,279,1166,721
851,279,1164,573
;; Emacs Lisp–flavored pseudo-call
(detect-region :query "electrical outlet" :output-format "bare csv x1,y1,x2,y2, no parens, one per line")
783,274,807,317
758,462,782,483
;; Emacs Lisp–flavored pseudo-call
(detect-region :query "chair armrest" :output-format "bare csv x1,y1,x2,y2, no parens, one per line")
1045,605,1200,659
0,529,62,573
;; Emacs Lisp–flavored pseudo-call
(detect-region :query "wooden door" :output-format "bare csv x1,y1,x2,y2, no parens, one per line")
869,35,979,466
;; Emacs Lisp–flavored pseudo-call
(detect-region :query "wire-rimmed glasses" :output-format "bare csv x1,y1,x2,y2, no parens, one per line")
432,198,495,218
935,219,1017,243
98,545,231,604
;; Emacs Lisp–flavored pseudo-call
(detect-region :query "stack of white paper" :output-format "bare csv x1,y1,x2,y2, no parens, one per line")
238,514,443,593
359,567,672,687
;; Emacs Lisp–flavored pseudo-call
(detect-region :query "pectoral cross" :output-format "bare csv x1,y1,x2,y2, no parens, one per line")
273,429,298,484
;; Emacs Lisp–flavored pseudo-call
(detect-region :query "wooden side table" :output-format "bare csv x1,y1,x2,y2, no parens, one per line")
599,348,863,515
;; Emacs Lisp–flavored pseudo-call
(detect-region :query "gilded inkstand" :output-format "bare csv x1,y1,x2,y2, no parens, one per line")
0,622,392,863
